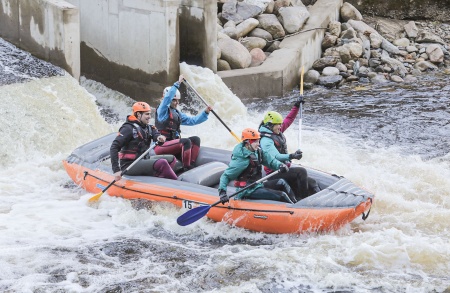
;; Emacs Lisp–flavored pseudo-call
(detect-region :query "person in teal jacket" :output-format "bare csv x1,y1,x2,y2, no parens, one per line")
217,128,296,204
259,109,320,201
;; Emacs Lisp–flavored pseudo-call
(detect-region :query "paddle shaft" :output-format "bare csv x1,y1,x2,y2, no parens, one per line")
89,143,157,202
182,79,241,143
298,66,304,149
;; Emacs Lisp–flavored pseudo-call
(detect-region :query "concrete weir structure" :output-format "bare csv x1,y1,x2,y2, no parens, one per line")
0,0,80,80
218,0,342,99
0,0,342,101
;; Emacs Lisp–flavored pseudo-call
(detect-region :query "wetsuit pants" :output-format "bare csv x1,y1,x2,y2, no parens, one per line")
154,136,200,168
244,179,296,203
269,166,318,200
125,156,177,180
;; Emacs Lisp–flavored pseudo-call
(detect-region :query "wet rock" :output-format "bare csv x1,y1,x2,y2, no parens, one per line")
426,44,444,63
416,31,446,45
318,75,343,87
340,2,363,22
265,40,281,52
370,74,388,83
340,27,357,40
393,38,410,47
328,21,341,37
381,55,408,76
335,62,347,72
381,38,401,55
312,56,340,70
221,26,238,39
221,1,263,24
322,33,338,50
414,60,438,71
218,59,231,71
248,27,273,42
240,36,267,51
404,21,419,38
273,0,291,14
218,38,252,69
322,66,340,76
370,33,383,49
277,6,310,34
390,75,404,82
304,69,320,84
256,14,285,39
249,48,266,66
236,18,260,38
346,75,359,81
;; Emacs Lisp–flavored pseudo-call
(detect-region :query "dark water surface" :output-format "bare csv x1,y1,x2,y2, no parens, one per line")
252,74,450,160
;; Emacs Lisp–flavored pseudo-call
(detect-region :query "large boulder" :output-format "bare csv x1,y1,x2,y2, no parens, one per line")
340,2,363,22
218,38,252,69
256,14,286,39
236,18,260,38
277,6,310,34
221,1,263,24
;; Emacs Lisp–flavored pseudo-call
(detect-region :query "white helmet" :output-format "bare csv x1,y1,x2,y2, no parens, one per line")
163,86,181,100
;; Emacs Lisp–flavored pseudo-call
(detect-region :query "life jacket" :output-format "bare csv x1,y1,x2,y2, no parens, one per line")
235,148,263,187
118,122,154,161
155,106,182,141
260,131,288,154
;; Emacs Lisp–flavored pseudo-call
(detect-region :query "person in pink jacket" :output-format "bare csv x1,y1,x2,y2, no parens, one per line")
258,99,320,201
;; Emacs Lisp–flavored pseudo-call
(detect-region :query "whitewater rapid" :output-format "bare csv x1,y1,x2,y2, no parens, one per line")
0,39,449,292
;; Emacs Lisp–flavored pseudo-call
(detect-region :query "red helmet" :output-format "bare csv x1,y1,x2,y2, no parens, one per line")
241,128,261,141
132,102,151,114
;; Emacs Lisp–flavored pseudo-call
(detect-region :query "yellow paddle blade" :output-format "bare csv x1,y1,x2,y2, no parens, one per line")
88,191,103,202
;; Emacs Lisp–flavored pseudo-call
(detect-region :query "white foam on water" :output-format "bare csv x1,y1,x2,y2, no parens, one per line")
0,65,449,292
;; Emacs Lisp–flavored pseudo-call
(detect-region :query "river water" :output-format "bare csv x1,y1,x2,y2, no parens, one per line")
1,38,449,293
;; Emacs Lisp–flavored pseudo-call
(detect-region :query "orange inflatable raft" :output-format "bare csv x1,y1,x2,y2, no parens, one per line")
63,133,374,234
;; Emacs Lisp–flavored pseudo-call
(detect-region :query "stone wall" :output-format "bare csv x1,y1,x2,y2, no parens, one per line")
345,0,450,22
0,0,80,80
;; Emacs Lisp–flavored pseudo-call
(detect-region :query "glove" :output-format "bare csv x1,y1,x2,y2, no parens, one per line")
294,97,305,107
219,190,229,204
289,149,303,160
279,163,289,173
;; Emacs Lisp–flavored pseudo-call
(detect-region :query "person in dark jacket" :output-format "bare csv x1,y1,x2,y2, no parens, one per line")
154,74,211,171
259,106,320,201
217,128,296,204
110,102,178,181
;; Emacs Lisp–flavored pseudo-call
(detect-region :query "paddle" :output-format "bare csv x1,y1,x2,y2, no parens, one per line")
177,169,281,226
88,143,158,202
182,78,241,143
298,66,305,149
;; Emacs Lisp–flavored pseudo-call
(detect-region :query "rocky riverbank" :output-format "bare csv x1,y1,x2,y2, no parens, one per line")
216,1,450,89
304,2,450,88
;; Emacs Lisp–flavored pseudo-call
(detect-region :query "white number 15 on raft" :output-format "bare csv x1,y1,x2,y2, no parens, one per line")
182,200,202,210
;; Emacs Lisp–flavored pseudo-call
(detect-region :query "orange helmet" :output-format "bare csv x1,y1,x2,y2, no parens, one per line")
132,102,151,114
241,128,261,141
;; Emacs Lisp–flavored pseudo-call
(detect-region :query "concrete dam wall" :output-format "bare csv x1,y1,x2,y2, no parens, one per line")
0,0,341,102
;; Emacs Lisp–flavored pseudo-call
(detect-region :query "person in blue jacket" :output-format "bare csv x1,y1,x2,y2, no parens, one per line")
259,110,320,201
154,74,211,170
217,128,296,204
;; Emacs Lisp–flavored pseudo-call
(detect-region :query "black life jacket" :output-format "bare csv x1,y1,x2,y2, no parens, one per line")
260,131,288,154
235,148,263,187
118,123,153,161
155,106,182,141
